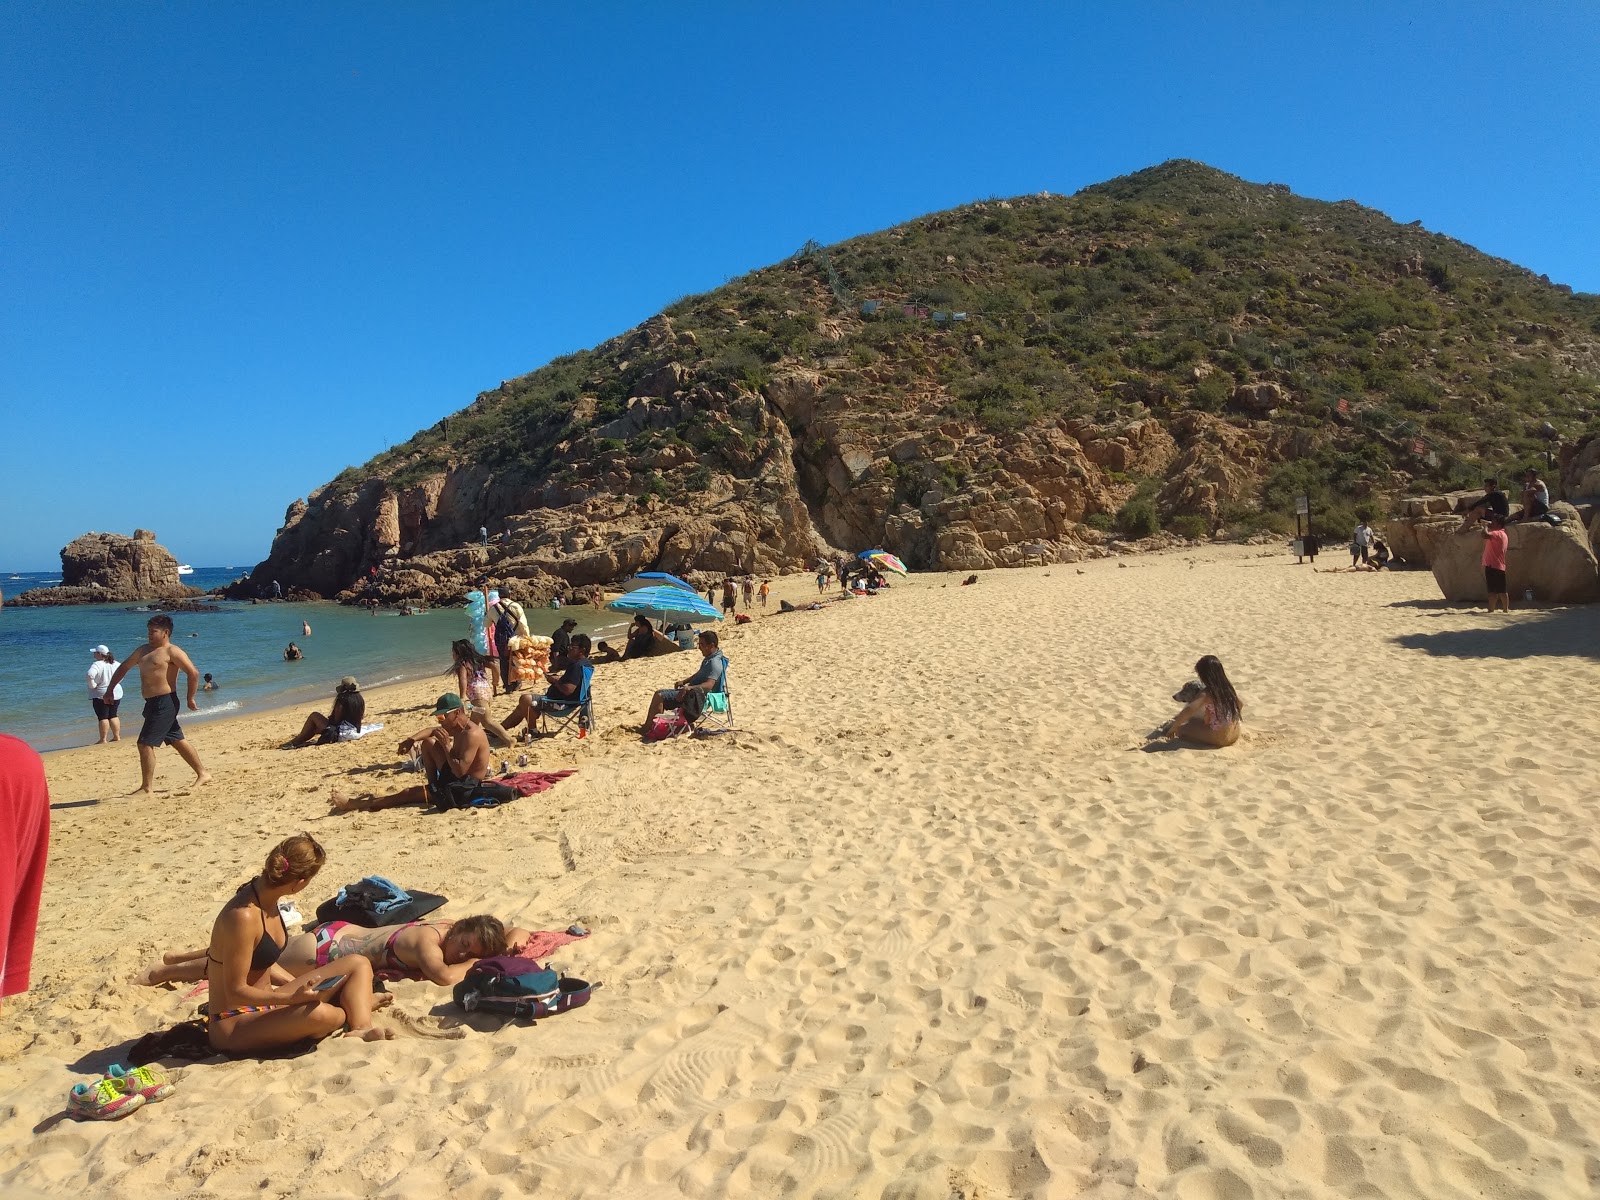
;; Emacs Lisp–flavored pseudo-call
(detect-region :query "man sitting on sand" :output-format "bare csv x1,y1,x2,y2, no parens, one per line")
100,615,211,795
331,693,489,812
643,630,727,727
138,913,518,989
504,634,591,736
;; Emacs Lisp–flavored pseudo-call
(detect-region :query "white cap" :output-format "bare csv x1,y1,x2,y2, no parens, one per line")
92,644,110,656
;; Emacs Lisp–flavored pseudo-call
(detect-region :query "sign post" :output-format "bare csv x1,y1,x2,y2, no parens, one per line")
1292,494,1318,563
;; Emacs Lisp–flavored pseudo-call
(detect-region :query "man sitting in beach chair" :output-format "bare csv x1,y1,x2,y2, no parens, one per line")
330,693,493,812
504,634,593,737
642,630,727,728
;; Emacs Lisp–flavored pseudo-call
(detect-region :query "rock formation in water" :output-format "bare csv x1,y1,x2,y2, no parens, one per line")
13,530,202,607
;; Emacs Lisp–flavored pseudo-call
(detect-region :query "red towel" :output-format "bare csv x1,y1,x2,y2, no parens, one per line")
500,769,576,796
513,928,590,959
1,734,50,999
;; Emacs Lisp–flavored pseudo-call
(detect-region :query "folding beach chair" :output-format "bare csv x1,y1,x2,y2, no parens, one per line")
687,668,734,736
537,663,593,739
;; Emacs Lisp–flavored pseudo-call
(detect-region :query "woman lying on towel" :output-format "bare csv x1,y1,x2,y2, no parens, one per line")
139,913,523,990
201,834,395,1051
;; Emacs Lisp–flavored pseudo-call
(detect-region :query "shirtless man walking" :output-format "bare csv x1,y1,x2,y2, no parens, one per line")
101,615,211,795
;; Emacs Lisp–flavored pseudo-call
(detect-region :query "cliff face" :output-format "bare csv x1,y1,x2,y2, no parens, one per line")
238,161,1600,602
14,530,202,607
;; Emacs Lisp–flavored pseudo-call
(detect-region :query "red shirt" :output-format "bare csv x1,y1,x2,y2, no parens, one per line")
1,734,50,998
1482,529,1508,572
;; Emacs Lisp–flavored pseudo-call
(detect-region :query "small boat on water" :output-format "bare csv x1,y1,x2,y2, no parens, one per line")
177,564,194,575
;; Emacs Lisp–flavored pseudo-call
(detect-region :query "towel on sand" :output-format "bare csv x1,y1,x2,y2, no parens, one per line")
500,770,576,796
515,927,590,959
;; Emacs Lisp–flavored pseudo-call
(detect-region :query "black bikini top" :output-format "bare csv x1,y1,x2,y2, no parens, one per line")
248,882,284,972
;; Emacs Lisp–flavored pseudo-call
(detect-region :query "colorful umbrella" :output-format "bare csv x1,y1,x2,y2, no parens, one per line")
622,572,698,594
609,585,722,624
866,551,908,576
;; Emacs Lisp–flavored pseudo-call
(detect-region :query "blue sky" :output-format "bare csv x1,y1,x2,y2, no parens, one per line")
3,2,1597,570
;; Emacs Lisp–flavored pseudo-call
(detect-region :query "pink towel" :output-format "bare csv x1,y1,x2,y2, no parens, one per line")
514,928,590,959
501,770,576,796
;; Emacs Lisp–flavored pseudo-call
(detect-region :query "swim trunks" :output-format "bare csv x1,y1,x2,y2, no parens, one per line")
427,765,486,810
137,693,184,747
91,697,121,720
1485,567,1507,593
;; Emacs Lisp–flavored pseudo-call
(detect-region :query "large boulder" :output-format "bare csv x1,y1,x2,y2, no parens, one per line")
14,530,201,607
1429,504,1599,603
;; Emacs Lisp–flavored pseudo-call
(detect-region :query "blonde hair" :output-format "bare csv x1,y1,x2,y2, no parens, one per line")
263,833,326,886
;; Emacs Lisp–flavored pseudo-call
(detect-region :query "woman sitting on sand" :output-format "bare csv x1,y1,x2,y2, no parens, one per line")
623,614,658,660
450,639,515,747
140,913,517,990
1149,655,1243,748
203,833,393,1051
287,676,366,747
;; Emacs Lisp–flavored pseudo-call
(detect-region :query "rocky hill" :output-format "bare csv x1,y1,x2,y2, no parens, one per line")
238,160,1600,603
14,530,202,607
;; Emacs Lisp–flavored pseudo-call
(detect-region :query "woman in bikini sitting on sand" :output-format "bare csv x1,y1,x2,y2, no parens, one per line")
202,834,394,1050
1149,655,1244,748
139,914,522,989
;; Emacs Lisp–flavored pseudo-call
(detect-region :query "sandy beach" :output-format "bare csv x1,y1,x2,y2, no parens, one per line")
4,546,1599,1199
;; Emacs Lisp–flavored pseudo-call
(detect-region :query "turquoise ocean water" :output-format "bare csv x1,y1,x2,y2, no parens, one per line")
0,567,627,753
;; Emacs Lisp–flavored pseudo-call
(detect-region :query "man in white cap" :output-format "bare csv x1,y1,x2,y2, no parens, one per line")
86,645,123,744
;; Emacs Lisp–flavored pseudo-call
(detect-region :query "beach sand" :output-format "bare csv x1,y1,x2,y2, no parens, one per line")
4,546,1599,1198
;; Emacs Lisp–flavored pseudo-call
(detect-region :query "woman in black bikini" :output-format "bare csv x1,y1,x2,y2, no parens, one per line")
205,833,393,1051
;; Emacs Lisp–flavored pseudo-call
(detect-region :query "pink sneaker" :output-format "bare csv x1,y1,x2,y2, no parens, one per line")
68,1078,146,1121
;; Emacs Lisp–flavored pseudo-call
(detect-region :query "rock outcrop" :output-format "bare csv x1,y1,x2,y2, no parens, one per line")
13,530,202,607
1417,503,1600,604
229,162,1600,600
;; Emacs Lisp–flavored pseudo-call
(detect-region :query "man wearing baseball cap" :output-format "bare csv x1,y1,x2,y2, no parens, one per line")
86,645,123,744
330,692,492,813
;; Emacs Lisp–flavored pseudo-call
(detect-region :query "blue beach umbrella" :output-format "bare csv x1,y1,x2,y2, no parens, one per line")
622,572,699,594
609,585,722,624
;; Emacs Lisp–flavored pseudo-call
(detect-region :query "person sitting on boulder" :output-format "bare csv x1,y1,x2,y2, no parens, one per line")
1460,478,1510,528
1520,467,1551,521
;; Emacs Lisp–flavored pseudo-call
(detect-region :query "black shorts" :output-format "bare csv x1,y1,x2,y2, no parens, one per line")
427,766,482,809
92,696,121,720
138,693,184,746
1485,567,1507,593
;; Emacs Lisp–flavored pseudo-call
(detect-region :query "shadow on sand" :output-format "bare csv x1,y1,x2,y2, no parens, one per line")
1393,605,1600,662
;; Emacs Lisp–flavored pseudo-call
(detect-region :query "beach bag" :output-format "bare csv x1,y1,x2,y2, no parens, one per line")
645,713,688,741
452,955,593,1020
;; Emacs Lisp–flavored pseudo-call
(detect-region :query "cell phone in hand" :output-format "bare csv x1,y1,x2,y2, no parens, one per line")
312,976,342,992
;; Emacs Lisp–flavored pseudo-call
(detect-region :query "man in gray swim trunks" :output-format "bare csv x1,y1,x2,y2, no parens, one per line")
100,615,211,795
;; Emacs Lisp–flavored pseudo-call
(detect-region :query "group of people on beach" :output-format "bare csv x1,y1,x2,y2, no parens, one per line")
131,831,553,1052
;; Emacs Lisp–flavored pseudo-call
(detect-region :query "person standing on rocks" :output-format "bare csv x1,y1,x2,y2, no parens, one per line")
100,615,211,795
87,645,124,744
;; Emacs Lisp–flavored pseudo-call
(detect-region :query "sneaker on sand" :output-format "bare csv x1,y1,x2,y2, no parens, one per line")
107,1062,175,1103
68,1078,145,1121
